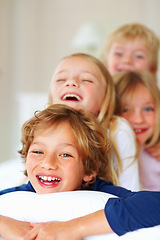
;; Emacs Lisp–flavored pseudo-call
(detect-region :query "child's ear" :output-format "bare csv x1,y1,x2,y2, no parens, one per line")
83,175,93,182
83,171,97,182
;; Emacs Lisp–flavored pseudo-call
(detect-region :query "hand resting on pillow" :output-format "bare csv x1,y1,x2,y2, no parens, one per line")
0,190,160,240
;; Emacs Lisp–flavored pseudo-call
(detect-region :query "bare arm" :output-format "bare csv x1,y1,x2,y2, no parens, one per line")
24,209,113,240
0,215,32,240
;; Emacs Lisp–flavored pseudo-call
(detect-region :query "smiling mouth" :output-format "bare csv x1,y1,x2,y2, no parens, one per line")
134,128,146,134
38,175,61,185
62,94,82,101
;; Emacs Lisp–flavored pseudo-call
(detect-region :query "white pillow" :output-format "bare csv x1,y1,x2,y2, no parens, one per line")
0,191,159,240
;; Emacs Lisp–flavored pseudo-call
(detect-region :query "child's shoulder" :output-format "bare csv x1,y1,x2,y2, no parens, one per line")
111,116,134,132
110,116,136,145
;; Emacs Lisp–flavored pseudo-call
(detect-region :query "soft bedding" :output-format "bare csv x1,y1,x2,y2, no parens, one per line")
0,191,159,240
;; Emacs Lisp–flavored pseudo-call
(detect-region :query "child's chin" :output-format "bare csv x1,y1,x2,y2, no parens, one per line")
137,138,146,145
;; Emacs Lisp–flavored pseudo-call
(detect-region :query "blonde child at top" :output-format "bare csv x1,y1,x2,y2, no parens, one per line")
48,53,140,191
100,22,160,164
114,71,160,190
100,23,159,77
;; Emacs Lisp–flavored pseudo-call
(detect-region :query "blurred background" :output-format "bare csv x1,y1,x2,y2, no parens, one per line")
0,0,160,164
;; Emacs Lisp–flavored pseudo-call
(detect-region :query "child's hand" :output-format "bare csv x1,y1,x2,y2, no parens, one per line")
145,142,160,161
0,215,32,240
24,221,82,240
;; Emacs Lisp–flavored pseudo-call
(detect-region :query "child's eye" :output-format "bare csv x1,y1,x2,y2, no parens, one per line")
82,79,93,83
32,150,43,154
144,107,154,112
114,52,123,57
134,54,144,59
122,108,129,113
60,153,72,157
56,79,66,82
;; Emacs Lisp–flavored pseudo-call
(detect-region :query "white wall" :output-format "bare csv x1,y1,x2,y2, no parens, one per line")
0,0,160,162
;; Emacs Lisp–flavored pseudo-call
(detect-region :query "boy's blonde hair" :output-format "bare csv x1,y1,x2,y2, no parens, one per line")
18,104,118,188
114,71,160,147
101,23,160,73
48,53,115,128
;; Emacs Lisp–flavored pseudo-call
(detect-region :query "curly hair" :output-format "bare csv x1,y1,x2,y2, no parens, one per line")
18,104,118,188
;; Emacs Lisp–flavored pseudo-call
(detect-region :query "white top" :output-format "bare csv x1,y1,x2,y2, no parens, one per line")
112,117,140,191
139,148,160,191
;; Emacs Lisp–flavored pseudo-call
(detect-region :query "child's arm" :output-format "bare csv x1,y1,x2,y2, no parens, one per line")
0,215,32,240
24,209,113,240
145,141,160,161
24,191,160,240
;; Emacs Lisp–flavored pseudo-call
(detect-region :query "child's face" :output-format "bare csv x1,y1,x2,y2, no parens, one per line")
106,38,152,76
50,56,106,116
26,121,89,194
120,84,155,145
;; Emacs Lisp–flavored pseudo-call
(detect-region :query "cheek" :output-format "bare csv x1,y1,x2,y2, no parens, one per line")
149,115,156,128
121,113,131,123
67,159,84,176
121,112,127,118
26,156,36,174
50,84,59,101
135,61,150,70
51,90,57,102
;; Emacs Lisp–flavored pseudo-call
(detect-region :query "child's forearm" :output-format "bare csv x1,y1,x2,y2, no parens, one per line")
70,209,113,238
0,214,32,239
24,210,113,240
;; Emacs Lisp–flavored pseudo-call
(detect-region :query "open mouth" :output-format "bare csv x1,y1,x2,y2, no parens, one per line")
37,175,61,186
62,93,82,101
134,128,146,134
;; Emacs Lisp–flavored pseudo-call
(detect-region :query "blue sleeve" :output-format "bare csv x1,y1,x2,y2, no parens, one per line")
0,181,35,195
105,191,160,236
93,178,134,198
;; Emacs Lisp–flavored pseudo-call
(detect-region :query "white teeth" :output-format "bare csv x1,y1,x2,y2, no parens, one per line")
135,129,142,133
48,176,52,181
43,176,48,181
39,176,60,182
62,94,81,101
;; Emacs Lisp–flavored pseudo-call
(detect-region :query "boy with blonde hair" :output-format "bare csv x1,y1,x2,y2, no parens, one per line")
0,104,160,240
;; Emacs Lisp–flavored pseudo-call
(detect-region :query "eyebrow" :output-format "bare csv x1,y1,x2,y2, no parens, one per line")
113,44,149,52
31,141,78,149
144,101,155,105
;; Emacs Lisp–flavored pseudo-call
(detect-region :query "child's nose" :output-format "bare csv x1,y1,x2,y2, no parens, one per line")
40,155,58,170
65,78,79,87
122,54,133,65
131,111,144,124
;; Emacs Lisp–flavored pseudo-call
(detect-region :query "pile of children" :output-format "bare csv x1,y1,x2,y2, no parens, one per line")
0,23,160,240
